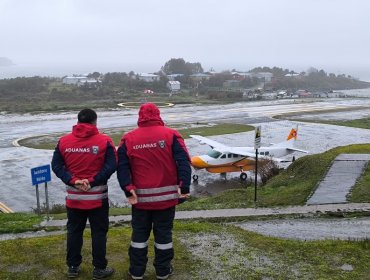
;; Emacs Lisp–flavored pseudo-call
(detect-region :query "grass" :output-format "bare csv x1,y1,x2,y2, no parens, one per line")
1,222,370,279
350,163,370,203
273,116,370,204
178,143,370,210
0,213,43,234
18,123,254,149
277,114,370,130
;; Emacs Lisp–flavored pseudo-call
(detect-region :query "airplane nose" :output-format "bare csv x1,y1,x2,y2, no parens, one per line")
191,156,208,168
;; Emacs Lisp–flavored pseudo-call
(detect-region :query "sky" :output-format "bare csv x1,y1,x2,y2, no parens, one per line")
0,0,370,80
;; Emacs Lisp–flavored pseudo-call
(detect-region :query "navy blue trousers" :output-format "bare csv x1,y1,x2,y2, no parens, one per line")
129,206,175,277
66,199,109,269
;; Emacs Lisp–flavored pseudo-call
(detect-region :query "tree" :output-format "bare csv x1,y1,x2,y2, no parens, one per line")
161,58,203,75
161,58,187,75
88,72,101,79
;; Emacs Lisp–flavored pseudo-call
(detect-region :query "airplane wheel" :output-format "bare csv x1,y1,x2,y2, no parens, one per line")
292,156,296,162
240,172,247,181
192,175,199,181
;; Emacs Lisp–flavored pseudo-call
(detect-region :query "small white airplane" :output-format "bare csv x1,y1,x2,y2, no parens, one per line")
190,126,308,181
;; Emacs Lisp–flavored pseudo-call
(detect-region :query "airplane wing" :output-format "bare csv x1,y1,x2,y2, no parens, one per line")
287,147,308,153
189,135,228,149
226,147,256,157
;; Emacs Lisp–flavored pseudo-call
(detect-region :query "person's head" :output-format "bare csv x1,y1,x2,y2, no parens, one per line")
77,108,97,125
137,103,164,126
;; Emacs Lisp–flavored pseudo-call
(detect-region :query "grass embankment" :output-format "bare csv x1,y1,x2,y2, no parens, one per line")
18,123,254,149
278,114,370,130
178,143,370,210
0,213,43,234
1,222,370,280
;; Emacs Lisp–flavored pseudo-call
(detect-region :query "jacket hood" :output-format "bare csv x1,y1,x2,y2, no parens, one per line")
137,103,164,127
72,123,99,138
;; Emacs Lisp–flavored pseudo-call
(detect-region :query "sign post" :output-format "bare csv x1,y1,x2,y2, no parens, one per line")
31,164,51,219
254,126,261,203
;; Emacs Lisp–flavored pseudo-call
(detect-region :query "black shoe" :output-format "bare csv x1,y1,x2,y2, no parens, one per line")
92,267,115,279
156,266,173,280
67,266,81,278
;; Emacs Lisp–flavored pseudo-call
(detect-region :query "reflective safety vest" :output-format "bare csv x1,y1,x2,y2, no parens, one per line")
135,185,179,209
65,185,107,209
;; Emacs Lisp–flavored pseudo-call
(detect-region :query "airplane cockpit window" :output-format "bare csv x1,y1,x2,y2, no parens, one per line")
207,150,222,159
221,154,226,159
265,151,270,155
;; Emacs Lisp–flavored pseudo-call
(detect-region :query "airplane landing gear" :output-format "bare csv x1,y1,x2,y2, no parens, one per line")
192,174,199,182
240,172,247,181
292,156,296,162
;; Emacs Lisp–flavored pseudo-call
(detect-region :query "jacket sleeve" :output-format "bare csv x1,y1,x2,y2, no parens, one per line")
117,140,134,197
91,141,117,187
51,142,74,186
172,133,191,194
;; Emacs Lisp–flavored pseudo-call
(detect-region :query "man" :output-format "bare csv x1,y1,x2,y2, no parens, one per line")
51,108,116,279
117,103,191,280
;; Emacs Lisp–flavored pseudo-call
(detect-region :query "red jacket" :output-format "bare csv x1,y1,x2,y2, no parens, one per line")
117,103,191,210
52,123,117,209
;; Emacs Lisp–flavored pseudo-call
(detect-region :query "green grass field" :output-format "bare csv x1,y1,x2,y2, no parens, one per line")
1,222,370,280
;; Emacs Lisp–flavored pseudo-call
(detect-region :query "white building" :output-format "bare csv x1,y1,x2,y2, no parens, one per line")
62,76,89,85
167,81,181,92
167,74,184,81
255,72,273,82
77,79,99,88
138,73,160,82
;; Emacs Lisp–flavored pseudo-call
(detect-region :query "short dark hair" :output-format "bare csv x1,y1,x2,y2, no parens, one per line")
77,108,97,124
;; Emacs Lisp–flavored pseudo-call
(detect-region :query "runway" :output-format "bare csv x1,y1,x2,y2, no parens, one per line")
1,96,370,211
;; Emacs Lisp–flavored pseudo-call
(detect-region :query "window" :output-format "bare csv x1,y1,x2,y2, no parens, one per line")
207,150,222,159
221,154,226,159
233,154,239,158
227,154,232,158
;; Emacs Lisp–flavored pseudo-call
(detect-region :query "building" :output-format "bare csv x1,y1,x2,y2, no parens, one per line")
77,79,99,89
255,72,273,82
62,76,88,85
166,74,184,81
138,73,160,82
223,80,240,88
167,81,181,92
189,73,212,82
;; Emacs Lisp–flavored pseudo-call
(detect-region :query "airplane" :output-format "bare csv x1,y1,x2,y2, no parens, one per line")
190,126,308,181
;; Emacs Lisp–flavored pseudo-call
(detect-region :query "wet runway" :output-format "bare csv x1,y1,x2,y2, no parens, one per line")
1,96,370,212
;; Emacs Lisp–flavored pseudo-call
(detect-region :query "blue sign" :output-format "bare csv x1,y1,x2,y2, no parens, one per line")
31,164,51,185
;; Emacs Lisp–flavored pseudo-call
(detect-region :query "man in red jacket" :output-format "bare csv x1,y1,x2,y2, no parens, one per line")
117,103,191,280
52,108,116,279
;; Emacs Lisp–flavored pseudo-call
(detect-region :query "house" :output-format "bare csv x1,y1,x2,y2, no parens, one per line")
62,76,88,85
231,72,253,80
166,74,184,81
138,73,160,82
189,73,211,82
255,72,273,82
77,79,99,89
223,80,240,88
167,81,181,92
284,73,300,78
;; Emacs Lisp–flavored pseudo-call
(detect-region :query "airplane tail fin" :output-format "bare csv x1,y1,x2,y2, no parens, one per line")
286,126,298,141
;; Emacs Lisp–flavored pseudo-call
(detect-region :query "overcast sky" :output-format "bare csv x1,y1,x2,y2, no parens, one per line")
0,0,369,79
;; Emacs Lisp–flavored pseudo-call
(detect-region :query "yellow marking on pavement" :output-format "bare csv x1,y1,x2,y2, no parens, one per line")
0,202,13,213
